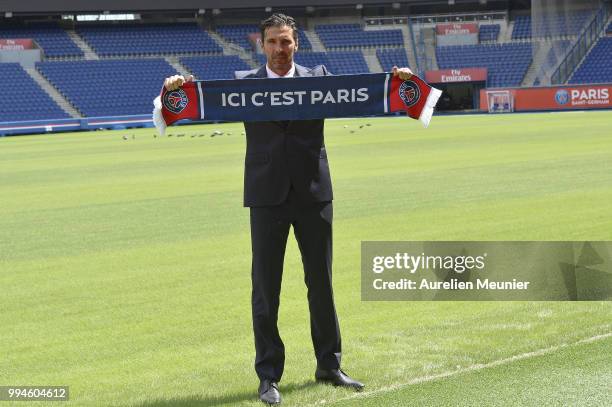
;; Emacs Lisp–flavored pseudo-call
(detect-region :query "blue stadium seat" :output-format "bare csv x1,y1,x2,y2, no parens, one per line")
76,23,222,57
0,22,83,58
180,55,251,80
479,24,500,42
326,51,370,74
512,10,594,40
0,63,69,122
512,16,532,39
216,24,259,51
36,59,176,117
297,31,313,51
376,48,409,72
569,37,612,84
436,43,532,87
216,25,312,51
294,52,331,70
315,24,403,49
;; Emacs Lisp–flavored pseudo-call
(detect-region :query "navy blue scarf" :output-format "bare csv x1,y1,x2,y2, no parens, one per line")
153,71,441,134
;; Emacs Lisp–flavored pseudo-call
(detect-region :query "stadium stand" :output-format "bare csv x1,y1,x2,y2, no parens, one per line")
76,23,222,57
326,51,370,74
315,24,403,49
0,63,69,121
216,24,312,51
511,16,531,39
436,43,532,87
297,31,313,51
512,10,594,39
0,23,83,58
180,55,251,80
36,59,175,116
0,9,607,125
216,24,259,50
568,37,612,84
479,24,500,42
292,52,329,69
376,48,409,72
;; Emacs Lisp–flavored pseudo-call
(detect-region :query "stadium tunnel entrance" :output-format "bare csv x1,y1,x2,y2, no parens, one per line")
425,68,487,111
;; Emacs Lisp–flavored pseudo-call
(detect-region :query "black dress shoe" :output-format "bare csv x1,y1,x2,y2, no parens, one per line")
315,368,364,390
258,379,281,405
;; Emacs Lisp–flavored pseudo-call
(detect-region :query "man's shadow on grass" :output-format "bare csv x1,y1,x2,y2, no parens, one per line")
136,380,318,407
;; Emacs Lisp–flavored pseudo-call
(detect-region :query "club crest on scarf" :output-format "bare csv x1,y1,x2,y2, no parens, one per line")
399,80,421,108
163,89,189,114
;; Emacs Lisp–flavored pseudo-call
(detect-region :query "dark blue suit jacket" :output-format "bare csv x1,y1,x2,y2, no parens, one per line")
235,64,333,207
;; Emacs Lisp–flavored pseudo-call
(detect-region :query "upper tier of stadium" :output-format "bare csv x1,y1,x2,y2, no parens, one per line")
0,4,610,123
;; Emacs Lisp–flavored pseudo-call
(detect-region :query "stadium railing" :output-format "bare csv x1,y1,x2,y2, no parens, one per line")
551,3,610,84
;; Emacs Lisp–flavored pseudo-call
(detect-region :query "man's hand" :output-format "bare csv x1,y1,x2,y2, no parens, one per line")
392,66,413,80
163,74,194,91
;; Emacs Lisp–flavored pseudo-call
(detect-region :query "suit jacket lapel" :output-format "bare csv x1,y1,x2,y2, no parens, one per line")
294,64,312,77
255,65,268,78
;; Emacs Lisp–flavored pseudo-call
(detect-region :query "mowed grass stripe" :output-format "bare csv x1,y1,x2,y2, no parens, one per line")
328,333,612,406
0,111,610,406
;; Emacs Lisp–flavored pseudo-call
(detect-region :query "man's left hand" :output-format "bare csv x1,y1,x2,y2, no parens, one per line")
392,66,413,80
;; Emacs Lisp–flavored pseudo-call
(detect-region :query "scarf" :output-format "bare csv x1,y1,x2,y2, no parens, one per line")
153,72,441,135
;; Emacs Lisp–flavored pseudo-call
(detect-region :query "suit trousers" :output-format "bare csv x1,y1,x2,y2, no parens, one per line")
250,188,342,382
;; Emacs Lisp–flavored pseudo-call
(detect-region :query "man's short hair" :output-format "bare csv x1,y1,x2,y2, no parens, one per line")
260,13,298,43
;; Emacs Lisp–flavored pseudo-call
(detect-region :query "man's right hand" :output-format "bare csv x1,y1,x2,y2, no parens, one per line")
163,74,194,91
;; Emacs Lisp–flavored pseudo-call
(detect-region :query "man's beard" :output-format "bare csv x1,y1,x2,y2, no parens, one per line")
273,54,290,65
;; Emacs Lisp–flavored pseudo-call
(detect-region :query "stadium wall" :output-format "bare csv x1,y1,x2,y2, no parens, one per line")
0,114,161,136
479,84,612,112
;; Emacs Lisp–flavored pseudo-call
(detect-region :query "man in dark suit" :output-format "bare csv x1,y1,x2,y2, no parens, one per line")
236,14,364,405
164,12,413,405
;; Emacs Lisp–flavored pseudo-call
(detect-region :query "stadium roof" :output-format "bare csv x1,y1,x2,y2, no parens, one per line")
0,0,529,14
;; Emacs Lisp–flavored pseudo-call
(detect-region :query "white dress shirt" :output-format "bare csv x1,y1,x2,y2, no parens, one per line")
266,63,296,78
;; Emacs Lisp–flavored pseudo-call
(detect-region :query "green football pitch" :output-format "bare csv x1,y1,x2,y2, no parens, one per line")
1,111,611,406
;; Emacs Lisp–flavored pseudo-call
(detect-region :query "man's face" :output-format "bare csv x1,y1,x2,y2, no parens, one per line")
262,25,298,74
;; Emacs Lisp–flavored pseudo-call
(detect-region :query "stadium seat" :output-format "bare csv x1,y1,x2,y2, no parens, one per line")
36,59,176,117
568,37,612,84
0,63,69,122
216,25,312,51
512,10,594,39
180,55,251,80
479,24,500,42
326,51,370,74
376,48,409,72
76,23,222,57
315,24,403,49
216,24,260,51
0,22,83,58
436,43,532,87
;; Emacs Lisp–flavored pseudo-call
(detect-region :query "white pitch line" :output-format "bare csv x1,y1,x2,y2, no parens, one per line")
306,332,612,406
